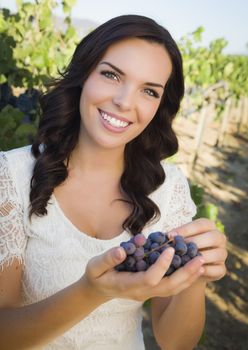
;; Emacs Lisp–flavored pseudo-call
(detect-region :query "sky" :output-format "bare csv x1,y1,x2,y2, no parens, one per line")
1,0,247,55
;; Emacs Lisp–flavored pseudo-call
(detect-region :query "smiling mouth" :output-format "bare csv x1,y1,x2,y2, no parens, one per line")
99,109,131,128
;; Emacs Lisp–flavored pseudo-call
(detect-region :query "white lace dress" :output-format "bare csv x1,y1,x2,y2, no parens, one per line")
0,146,196,350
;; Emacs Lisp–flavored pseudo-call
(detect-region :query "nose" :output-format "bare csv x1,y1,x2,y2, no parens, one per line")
112,85,135,111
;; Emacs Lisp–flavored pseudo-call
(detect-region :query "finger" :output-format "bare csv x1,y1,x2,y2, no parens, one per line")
184,230,226,249
200,248,228,264
143,247,175,286
202,264,227,280
106,248,175,297
155,256,204,296
87,247,126,278
170,218,216,238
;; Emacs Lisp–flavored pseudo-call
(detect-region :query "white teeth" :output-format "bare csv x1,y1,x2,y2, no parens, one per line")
100,111,129,128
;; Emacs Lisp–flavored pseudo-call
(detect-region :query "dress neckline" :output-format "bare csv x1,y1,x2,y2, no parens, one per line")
51,194,130,243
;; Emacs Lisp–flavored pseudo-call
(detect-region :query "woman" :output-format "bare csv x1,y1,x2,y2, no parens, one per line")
0,15,227,350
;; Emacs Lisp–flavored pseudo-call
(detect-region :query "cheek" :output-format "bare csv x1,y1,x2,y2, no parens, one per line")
82,75,113,107
139,103,159,126
80,83,99,108
80,76,103,108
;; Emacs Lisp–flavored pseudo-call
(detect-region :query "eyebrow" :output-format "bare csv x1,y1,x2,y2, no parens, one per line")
99,61,165,90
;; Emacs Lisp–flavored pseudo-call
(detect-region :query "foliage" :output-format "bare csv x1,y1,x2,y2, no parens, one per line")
0,0,78,88
0,104,36,149
190,183,225,233
0,0,78,150
179,27,248,116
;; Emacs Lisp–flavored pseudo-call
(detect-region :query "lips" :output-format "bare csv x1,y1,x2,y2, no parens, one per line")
98,109,132,133
98,109,132,124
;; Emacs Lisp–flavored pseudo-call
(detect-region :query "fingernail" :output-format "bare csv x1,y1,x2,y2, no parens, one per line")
166,247,175,257
169,231,178,237
114,248,122,260
199,257,205,264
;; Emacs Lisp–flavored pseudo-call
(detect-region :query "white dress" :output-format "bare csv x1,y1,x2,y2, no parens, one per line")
0,145,196,350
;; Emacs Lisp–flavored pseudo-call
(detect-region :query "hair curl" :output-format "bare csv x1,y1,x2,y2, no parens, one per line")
30,14,184,235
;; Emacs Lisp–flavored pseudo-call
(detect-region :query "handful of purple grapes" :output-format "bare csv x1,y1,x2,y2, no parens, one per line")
115,231,201,276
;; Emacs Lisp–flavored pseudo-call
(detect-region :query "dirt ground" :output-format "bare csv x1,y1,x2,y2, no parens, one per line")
142,113,248,350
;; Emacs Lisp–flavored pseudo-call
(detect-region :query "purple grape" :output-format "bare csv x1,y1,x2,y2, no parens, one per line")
174,241,187,256
148,231,166,244
159,245,169,253
133,247,145,260
148,251,160,264
164,266,175,276
143,238,152,249
174,235,185,243
181,254,191,265
125,256,136,271
115,263,126,271
136,259,148,271
121,242,136,255
171,254,181,269
187,242,198,258
151,242,160,250
133,233,147,247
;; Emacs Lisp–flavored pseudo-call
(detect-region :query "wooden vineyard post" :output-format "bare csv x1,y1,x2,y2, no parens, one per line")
237,97,248,135
244,98,248,132
189,102,211,172
236,98,244,135
215,97,232,148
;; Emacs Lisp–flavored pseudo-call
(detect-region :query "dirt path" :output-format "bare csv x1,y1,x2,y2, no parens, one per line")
142,115,248,350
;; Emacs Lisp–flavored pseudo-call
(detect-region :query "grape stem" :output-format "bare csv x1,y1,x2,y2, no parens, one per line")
144,238,174,257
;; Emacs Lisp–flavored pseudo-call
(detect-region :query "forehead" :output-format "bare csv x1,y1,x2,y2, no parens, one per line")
99,38,172,84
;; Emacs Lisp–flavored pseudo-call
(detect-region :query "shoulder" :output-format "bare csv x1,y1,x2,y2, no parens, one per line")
1,145,35,203
1,145,35,177
2,144,33,163
149,160,195,214
161,160,187,182
147,160,197,233
156,160,190,195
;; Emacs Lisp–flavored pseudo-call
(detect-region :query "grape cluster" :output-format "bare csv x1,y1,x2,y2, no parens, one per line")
0,83,40,123
115,232,200,276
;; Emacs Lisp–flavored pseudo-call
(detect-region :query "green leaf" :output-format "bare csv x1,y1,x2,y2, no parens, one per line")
191,26,205,42
190,184,204,206
15,123,37,137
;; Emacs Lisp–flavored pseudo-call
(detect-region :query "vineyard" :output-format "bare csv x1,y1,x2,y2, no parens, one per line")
0,1,247,349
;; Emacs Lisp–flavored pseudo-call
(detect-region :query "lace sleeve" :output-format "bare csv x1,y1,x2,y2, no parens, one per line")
0,152,27,270
162,165,197,232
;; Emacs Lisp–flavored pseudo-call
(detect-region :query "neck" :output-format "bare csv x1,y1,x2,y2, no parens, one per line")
69,139,125,178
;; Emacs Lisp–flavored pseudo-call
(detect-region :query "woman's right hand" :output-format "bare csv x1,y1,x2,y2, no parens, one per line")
82,246,205,302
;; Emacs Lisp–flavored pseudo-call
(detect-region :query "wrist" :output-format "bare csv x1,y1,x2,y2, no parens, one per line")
77,275,112,305
175,278,206,300
192,276,207,288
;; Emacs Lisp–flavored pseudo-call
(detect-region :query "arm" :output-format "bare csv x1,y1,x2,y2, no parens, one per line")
151,165,205,349
0,153,108,348
0,260,109,350
151,218,227,350
152,279,206,350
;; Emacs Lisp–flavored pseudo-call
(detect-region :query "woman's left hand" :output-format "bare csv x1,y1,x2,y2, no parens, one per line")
169,218,228,282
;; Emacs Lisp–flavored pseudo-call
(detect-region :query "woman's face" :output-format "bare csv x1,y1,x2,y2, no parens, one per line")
79,37,172,151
